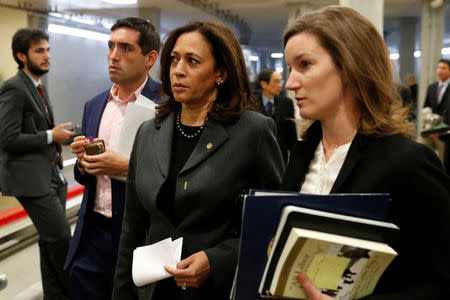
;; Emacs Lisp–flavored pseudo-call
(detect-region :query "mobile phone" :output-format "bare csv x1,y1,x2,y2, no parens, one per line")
84,140,106,155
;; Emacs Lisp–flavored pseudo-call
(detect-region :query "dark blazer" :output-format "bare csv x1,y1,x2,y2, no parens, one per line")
283,121,450,299
255,91,297,163
113,110,284,300
0,70,61,197
64,76,161,269
424,81,450,124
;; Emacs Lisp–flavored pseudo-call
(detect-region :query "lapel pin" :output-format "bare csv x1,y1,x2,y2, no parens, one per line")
206,142,213,149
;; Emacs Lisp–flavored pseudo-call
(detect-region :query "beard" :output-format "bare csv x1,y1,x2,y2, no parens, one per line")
27,57,49,77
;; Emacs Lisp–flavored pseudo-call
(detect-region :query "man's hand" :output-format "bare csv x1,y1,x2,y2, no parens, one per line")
164,251,211,289
79,150,129,176
298,273,335,300
52,122,75,143
70,135,87,160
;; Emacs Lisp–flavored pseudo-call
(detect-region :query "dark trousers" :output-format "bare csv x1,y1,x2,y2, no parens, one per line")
17,166,71,300
69,211,115,300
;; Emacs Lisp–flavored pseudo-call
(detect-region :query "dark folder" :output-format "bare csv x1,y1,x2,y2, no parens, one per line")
232,191,391,300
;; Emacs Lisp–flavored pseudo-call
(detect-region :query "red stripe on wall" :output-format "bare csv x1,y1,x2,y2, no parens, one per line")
0,185,84,227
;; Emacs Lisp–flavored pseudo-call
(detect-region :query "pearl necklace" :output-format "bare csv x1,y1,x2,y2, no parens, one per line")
176,110,205,139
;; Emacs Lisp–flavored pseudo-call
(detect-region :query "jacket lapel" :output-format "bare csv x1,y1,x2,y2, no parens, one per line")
179,119,229,175
330,133,366,193
153,113,175,178
18,71,52,126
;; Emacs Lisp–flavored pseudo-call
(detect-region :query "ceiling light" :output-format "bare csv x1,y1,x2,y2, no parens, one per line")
389,53,399,60
414,50,421,58
271,53,284,59
48,24,109,42
249,55,259,61
442,48,450,55
101,0,137,4
276,67,284,73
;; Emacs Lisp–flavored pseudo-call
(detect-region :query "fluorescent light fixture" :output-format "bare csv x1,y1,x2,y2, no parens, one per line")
48,24,109,42
271,53,284,59
389,53,399,60
276,66,284,73
71,16,95,25
49,12,63,18
442,47,450,55
101,0,137,4
249,55,259,61
103,22,114,29
414,50,421,58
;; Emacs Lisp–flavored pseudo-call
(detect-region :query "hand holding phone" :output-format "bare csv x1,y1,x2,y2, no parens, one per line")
84,139,106,155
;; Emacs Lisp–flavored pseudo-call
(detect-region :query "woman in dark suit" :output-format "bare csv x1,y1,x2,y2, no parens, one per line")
282,6,450,300
113,20,284,300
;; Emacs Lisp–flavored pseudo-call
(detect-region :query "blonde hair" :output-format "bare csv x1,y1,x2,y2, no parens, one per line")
283,6,414,137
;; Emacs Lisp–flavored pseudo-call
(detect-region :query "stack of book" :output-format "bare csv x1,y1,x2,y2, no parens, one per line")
232,191,399,300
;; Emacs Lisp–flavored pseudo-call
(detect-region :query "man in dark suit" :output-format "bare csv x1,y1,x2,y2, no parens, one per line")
0,28,75,299
64,17,162,299
255,68,297,163
423,59,450,172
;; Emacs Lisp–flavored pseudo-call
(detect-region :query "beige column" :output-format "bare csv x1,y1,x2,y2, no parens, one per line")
418,0,445,111
0,6,28,84
339,0,384,35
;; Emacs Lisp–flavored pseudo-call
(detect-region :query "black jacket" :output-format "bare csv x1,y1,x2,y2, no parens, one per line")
255,91,297,163
113,110,284,300
283,121,450,299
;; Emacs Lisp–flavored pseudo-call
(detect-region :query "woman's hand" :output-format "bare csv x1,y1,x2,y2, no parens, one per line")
298,273,335,300
164,251,211,288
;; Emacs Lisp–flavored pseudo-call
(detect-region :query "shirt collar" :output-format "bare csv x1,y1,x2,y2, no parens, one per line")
23,69,41,88
108,76,148,103
439,78,450,87
262,93,274,106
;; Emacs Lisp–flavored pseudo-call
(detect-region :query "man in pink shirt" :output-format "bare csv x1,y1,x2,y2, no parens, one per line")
65,17,162,299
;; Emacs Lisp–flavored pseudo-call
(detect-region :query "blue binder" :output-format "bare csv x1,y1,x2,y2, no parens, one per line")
232,191,391,300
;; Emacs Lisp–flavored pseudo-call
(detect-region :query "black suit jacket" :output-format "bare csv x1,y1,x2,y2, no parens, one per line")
113,110,284,300
424,81,450,124
0,70,61,197
255,91,297,163
283,121,450,299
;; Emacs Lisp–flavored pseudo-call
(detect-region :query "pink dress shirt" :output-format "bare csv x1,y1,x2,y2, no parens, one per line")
94,77,148,217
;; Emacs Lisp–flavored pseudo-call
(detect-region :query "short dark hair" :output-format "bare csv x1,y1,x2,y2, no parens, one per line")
439,58,450,69
111,17,160,55
12,28,49,69
157,20,258,122
258,68,275,88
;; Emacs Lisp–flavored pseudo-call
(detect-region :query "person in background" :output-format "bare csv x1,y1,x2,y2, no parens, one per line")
255,68,297,164
0,28,74,299
405,73,418,102
421,59,450,161
113,20,284,300
65,17,162,299
282,6,450,299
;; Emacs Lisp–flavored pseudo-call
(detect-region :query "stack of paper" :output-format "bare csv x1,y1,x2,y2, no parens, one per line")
132,237,183,287
110,94,157,159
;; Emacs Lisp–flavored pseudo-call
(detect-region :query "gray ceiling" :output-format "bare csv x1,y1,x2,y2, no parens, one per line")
1,0,448,51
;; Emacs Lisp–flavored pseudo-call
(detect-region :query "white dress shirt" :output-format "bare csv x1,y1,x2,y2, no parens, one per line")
300,140,351,194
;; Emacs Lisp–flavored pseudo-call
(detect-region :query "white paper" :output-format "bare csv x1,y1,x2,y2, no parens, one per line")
110,94,157,159
132,237,183,287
